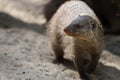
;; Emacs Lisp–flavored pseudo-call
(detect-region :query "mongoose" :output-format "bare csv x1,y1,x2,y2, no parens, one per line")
48,1,104,80
44,0,120,33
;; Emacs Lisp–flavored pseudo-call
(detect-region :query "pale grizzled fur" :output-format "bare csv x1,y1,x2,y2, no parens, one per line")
48,1,104,79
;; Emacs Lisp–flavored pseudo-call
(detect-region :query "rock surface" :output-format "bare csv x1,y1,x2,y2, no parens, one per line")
0,0,120,80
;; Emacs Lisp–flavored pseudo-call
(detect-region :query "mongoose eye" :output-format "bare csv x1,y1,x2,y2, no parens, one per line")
75,24,81,29
92,23,96,31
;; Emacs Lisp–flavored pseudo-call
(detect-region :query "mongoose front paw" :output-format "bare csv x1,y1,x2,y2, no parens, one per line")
52,58,64,64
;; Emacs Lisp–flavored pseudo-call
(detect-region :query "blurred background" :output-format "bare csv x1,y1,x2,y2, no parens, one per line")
0,0,120,80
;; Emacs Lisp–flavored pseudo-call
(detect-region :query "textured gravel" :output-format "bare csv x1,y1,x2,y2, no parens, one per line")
0,0,120,80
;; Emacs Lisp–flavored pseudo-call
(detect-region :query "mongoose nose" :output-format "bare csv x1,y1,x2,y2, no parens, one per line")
64,28,68,32
64,28,67,32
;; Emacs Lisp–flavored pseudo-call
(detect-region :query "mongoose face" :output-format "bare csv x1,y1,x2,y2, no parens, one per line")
64,15,97,38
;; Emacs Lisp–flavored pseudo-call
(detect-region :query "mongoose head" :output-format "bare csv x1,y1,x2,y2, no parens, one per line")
64,15,98,39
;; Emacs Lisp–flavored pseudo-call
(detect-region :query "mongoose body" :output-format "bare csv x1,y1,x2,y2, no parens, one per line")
48,1,104,80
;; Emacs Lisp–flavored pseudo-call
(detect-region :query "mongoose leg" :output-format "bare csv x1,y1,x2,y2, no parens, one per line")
87,54,100,74
52,44,64,64
74,53,90,80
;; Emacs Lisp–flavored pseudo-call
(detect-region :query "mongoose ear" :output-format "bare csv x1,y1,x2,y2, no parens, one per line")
90,16,104,30
91,19,98,31
91,18,101,31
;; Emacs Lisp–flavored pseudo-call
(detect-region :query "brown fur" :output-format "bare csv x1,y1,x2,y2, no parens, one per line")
48,1,104,80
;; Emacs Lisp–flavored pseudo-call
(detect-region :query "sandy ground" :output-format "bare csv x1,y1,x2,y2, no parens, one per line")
0,0,120,80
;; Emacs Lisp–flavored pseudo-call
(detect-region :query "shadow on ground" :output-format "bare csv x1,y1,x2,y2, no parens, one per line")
104,35,120,56
54,58,120,80
95,62,120,80
0,12,46,34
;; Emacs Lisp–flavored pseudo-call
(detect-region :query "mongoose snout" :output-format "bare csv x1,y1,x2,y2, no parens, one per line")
64,15,98,38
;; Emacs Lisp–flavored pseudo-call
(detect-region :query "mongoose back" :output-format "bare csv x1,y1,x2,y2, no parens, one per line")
48,1,104,80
